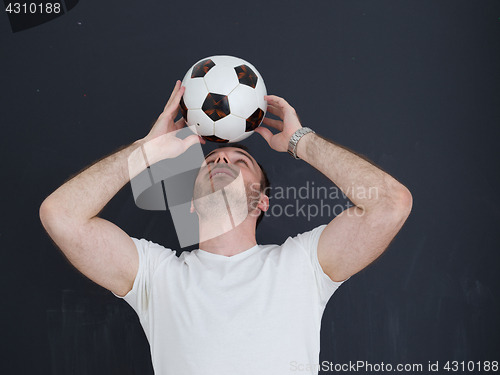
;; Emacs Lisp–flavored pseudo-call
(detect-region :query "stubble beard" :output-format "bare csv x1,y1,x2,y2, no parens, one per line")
193,177,261,224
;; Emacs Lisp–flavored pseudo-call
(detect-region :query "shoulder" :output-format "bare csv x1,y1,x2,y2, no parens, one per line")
132,237,174,252
257,225,327,263
131,238,179,266
282,225,328,252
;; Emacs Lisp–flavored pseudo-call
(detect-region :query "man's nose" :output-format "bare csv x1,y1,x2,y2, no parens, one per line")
214,154,230,164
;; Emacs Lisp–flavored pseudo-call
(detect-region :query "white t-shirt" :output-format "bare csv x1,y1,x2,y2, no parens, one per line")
113,224,345,375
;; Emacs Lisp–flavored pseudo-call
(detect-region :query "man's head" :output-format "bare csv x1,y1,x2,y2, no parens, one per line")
192,144,270,229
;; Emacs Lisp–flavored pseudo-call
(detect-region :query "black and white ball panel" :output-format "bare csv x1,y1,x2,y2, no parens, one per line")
180,55,267,143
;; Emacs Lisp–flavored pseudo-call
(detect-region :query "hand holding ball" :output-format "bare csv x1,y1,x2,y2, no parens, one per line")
180,56,267,143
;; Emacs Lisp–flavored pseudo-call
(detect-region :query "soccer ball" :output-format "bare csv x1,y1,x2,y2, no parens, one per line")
180,55,267,143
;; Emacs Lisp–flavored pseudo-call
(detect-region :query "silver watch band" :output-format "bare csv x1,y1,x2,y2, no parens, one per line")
287,127,315,159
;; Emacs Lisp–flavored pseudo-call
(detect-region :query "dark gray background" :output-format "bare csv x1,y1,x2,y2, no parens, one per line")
1,1,499,374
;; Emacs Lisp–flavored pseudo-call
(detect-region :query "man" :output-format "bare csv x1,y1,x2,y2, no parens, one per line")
40,81,412,374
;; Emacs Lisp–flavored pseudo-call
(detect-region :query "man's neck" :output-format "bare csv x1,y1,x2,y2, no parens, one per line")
198,218,257,257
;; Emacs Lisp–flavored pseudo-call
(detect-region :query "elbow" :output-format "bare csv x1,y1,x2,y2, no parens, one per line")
40,198,49,221
39,199,75,246
391,185,413,221
39,197,63,230
39,198,55,228
396,185,412,210
364,183,413,219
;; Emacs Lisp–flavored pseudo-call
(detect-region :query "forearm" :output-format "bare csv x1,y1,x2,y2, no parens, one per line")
42,139,147,222
41,80,199,223
296,133,410,212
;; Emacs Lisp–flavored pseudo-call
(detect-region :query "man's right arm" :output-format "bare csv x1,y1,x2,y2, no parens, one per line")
39,140,146,297
39,81,202,297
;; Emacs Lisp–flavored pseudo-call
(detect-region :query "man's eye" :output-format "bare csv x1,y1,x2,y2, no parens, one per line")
236,159,248,165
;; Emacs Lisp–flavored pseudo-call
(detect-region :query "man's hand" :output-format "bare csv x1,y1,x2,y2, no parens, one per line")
141,80,205,165
254,95,302,152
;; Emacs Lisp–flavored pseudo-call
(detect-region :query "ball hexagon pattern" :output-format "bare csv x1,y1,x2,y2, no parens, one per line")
180,56,267,143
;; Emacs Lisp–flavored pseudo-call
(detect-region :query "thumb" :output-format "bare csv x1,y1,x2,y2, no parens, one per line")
254,126,274,146
183,134,205,150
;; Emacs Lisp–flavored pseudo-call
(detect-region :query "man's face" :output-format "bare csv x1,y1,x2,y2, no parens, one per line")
192,148,263,221
195,148,261,194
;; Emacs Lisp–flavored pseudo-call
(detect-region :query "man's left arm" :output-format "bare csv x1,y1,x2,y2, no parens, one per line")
256,95,412,282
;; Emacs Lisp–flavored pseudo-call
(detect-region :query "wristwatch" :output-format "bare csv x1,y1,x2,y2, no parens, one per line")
287,127,315,159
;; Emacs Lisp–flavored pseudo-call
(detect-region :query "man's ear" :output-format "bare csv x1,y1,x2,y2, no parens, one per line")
258,194,269,212
190,198,196,213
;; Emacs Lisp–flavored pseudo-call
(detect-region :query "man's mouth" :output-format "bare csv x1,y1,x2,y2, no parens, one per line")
209,167,235,179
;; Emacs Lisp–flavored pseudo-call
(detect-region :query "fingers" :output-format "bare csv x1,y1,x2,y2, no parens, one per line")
265,103,283,118
254,126,274,146
173,117,186,131
262,117,284,131
265,95,293,112
164,81,180,110
164,81,185,113
266,95,302,129
183,134,205,149
265,95,299,122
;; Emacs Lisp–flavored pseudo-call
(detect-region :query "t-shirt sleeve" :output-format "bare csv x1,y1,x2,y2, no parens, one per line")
292,225,347,308
112,237,177,323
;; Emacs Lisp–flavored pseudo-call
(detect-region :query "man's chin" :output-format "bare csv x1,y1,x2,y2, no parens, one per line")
193,186,250,222
208,176,236,193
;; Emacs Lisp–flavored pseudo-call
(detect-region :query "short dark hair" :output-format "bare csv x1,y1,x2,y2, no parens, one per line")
212,144,271,229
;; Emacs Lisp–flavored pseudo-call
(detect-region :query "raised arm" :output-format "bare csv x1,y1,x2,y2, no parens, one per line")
39,81,203,296
255,95,412,282
295,131,412,282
